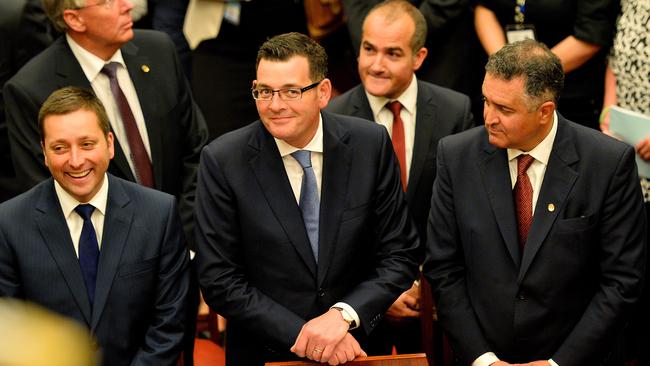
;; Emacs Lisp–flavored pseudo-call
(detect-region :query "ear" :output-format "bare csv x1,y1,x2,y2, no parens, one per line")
41,141,49,168
412,47,428,71
106,132,115,160
62,9,86,33
538,101,556,124
317,78,332,109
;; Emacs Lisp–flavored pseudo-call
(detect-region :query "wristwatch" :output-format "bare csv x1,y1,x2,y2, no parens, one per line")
332,306,357,328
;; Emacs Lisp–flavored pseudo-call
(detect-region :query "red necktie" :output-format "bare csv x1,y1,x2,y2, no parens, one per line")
514,154,535,251
101,62,154,188
387,101,407,191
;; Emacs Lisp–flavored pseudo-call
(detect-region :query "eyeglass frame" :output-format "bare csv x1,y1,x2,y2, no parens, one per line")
251,81,322,101
73,0,115,10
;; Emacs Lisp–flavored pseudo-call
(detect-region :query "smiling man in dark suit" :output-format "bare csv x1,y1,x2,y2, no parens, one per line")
424,40,646,366
0,87,190,366
3,0,208,243
326,0,473,357
195,32,420,366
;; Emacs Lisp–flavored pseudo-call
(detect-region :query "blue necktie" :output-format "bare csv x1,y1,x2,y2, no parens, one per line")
291,150,320,262
75,204,100,306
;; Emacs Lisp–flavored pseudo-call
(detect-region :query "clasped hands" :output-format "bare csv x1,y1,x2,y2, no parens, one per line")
492,361,551,366
290,308,367,365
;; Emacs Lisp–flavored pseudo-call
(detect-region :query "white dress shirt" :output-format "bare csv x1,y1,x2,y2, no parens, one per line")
473,112,560,366
274,113,360,329
365,75,418,185
67,35,152,179
54,174,109,258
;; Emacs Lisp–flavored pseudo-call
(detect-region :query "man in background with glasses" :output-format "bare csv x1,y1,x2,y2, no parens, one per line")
195,32,420,366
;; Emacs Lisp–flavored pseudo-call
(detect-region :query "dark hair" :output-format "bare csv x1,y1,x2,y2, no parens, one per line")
256,32,328,81
485,40,564,106
38,87,111,142
364,0,428,52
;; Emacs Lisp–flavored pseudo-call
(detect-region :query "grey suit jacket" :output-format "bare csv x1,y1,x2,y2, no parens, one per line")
0,174,190,366
3,30,208,247
326,80,474,239
424,116,646,366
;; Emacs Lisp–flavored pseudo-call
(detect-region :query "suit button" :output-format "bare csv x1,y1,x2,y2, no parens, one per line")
517,291,527,301
318,288,326,297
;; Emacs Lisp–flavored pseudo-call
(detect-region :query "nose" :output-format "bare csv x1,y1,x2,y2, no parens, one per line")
121,0,134,11
68,147,84,168
267,92,286,112
483,103,497,126
369,54,385,73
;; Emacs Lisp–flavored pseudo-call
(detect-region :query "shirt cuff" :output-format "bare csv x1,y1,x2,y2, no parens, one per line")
331,302,360,330
472,352,499,366
549,359,559,366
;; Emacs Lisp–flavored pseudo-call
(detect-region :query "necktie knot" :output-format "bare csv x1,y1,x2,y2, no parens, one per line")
517,154,535,176
100,62,119,80
75,204,95,221
291,150,312,169
387,101,402,118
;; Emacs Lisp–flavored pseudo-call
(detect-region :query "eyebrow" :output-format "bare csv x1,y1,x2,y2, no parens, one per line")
255,83,302,89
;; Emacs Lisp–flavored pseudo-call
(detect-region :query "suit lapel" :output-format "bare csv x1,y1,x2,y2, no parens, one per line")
479,141,521,267
407,82,437,201
91,176,133,329
317,113,353,285
349,86,375,120
249,124,318,277
35,180,92,324
518,118,579,280
121,41,163,188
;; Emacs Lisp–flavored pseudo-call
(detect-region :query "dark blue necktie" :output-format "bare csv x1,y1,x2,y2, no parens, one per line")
291,150,320,262
75,204,100,306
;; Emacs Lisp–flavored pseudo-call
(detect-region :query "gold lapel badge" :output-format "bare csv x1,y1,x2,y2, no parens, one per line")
141,65,150,73
547,203,555,212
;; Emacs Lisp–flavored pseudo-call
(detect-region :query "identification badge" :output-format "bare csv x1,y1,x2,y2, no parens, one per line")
505,24,536,43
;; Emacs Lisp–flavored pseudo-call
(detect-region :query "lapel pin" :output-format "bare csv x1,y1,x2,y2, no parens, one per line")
547,203,555,212
141,65,150,73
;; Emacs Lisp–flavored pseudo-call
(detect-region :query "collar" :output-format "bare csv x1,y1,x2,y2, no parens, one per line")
365,74,418,116
507,111,558,165
275,113,324,157
66,34,126,83
54,173,109,219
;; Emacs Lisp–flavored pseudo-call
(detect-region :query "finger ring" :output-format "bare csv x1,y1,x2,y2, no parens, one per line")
313,348,323,353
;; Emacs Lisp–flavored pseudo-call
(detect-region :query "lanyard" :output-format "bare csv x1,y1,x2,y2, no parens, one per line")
514,0,526,23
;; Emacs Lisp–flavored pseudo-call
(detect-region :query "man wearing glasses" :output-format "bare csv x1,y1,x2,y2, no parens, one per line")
195,32,420,366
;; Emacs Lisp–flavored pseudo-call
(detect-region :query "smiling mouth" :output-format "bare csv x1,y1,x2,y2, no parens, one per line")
67,170,91,179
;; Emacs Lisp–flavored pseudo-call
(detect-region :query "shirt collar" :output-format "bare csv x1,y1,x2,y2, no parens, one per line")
54,173,110,219
275,113,324,157
365,74,418,116
507,111,559,165
66,34,126,83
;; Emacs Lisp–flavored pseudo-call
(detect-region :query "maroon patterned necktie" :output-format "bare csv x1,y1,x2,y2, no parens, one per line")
101,62,154,188
387,101,407,191
514,154,535,252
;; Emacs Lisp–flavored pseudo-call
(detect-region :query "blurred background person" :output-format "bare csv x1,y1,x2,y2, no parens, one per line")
600,1,650,364
473,0,619,129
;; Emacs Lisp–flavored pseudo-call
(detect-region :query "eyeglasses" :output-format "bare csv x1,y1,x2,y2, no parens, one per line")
251,81,321,101
74,0,115,10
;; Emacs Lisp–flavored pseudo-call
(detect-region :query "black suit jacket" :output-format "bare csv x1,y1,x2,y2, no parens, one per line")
326,81,474,239
423,115,646,366
3,30,208,246
0,174,190,366
195,111,420,366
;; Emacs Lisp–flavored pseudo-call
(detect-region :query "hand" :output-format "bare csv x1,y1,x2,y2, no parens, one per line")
491,362,514,366
512,361,551,366
386,283,420,319
326,333,367,365
290,309,350,363
636,136,650,161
